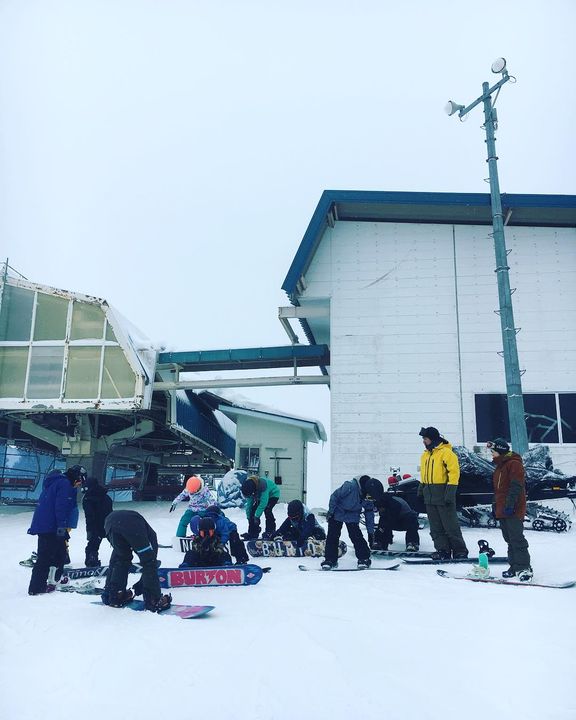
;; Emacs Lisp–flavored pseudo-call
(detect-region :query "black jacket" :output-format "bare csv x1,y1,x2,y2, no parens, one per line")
375,494,418,529
83,484,113,536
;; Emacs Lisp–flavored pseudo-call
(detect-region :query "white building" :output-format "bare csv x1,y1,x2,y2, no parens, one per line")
281,190,576,488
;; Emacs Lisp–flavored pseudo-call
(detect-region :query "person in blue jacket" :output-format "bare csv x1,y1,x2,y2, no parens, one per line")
322,475,374,570
365,478,420,551
180,505,249,567
273,500,326,550
27,465,85,595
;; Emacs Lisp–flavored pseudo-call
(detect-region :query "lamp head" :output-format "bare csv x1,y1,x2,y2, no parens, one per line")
491,57,507,74
444,100,464,117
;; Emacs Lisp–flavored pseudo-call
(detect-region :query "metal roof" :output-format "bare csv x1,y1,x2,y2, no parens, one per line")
282,190,576,300
157,344,330,372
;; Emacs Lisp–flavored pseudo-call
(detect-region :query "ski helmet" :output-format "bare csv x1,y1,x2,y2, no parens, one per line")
185,475,203,493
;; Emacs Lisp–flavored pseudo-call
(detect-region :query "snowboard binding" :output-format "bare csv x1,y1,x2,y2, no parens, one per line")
477,539,495,558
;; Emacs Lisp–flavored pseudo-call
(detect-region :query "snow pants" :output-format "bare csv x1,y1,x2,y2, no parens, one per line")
248,497,279,538
499,516,531,572
28,533,68,593
375,515,420,549
104,512,161,604
425,503,468,556
324,518,370,564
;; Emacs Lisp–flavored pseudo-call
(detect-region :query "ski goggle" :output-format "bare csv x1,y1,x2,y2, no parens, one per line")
198,528,215,539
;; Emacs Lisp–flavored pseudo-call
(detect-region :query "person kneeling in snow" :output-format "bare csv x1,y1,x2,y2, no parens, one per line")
102,510,171,612
180,506,249,567
273,499,326,551
364,478,420,552
170,475,215,537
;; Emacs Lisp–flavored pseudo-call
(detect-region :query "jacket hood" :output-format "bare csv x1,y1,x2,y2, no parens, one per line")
426,441,452,453
492,451,521,465
43,469,67,489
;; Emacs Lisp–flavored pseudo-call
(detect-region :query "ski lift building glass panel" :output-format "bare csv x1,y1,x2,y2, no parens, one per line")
0,275,155,410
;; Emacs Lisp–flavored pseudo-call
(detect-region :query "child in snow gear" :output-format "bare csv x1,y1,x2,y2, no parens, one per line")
170,475,215,537
102,510,171,611
180,505,249,567
273,500,326,550
27,465,84,595
240,475,281,540
322,475,374,570
365,479,420,551
418,427,468,560
488,439,532,581
82,477,113,567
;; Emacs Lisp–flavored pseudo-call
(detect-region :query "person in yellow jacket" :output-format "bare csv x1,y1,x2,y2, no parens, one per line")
418,426,468,560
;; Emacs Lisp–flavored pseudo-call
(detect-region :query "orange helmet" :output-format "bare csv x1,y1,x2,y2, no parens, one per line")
185,475,203,493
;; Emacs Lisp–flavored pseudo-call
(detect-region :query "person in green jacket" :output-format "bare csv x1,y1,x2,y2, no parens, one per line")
240,475,281,540
418,426,468,560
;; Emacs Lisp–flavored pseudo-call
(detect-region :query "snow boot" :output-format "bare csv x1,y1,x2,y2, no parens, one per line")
102,589,134,607
452,551,469,560
85,554,101,568
516,567,533,583
430,550,451,561
321,560,338,571
357,558,372,569
144,593,172,612
501,568,516,578
28,585,56,596
405,543,419,553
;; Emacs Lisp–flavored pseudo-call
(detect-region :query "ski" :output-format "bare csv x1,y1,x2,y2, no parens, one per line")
436,569,576,589
298,562,400,573
92,600,214,619
403,556,508,565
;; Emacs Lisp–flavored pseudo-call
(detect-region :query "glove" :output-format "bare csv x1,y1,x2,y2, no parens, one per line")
56,527,67,537
504,506,515,516
169,503,177,513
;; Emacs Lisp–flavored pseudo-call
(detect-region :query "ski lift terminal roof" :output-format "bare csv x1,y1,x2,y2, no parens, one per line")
282,190,576,302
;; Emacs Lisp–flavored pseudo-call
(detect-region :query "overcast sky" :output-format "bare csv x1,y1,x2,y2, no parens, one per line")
1,1,574,501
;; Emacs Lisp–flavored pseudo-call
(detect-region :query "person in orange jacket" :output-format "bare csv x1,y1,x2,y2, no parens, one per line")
488,438,532,581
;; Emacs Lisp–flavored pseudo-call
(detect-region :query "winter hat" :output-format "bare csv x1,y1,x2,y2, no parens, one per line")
241,479,256,497
287,500,304,520
419,427,441,442
198,516,216,538
185,475,204,494
365,478,384,500
488,438,510,454
66,465,87,484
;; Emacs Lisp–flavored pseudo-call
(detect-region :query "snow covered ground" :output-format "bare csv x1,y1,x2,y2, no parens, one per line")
2,499,576,720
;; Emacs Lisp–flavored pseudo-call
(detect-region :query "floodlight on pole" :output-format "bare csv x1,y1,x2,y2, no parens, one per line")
445,59,529,455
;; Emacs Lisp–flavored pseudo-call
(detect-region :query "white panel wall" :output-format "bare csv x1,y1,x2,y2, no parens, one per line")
235,416,305,502
300,221,576,487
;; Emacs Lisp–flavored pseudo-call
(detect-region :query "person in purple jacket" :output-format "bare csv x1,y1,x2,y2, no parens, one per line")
27,465,85,595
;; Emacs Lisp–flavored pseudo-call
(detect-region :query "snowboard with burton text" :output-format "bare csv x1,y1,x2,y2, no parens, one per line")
247,538,347,558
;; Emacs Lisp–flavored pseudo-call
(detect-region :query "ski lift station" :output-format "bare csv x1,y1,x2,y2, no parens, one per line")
1,190,576,499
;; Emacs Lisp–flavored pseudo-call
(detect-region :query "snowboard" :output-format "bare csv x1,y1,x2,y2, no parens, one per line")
158,564,268,588
403,556,508,565
371,550,434,559
298,562,400,573
92,600,214,619
62,560,162,581
246,538,347,559
436,569,576,589
56,579,103,595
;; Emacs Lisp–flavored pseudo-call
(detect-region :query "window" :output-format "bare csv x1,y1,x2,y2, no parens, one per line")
0,285,34,341
0,347,28,397
239,447,260,473
34,294,69,341
27,346,65,399
64,347,101,399
475,393,574,444
101,346,135,398
70,302,105,340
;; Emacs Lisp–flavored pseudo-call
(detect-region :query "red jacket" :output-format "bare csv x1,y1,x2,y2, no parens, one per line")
492,452,527,520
